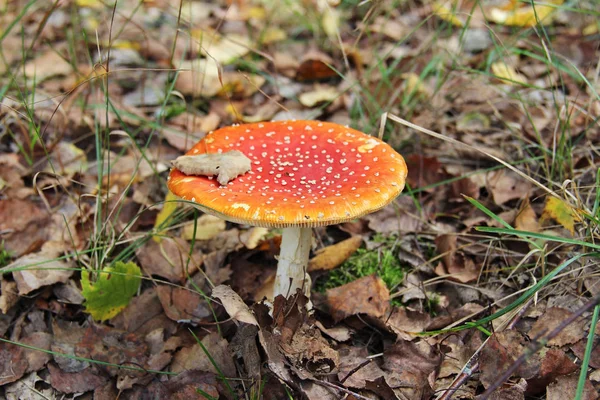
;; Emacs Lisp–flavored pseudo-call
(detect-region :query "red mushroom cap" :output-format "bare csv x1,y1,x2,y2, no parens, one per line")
168,120,407,228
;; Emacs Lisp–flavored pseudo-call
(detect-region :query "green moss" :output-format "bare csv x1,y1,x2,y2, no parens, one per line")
0,242,10,268
315,244,405,295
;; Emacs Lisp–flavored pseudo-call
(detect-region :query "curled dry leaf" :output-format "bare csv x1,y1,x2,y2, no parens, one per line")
211,285,258,325
172,150,252,186
326,275,390,322
434,234,481,283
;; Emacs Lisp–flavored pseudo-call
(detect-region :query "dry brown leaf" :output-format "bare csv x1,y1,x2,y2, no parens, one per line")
434,235,481,283
172,150,252,186
156,285,213,324
136,237,201,283
10,248,74,295
385,307,431,340
326,275,390,322
48,363,107,394
528,307,586,346
546,373,597,400
308,235,362,272
211,285,258,325
515,199,540,232
171,332,236,376
23,49,72,81
486,169,532,205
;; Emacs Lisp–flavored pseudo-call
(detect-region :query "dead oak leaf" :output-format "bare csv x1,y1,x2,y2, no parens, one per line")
0,342,28,385
136,237,201,283
385,307,431,341
156,285,213,324
486,169,531,205
48,363,107,394
528,307,586,346
434,234,481,283
547,373,597,400
326,275,390,322
10,250,74,295
171,332,236,377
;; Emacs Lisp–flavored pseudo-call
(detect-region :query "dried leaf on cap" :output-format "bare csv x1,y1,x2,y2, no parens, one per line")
172,150,252,186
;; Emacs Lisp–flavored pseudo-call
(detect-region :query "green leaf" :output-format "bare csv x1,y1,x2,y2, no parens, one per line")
81,261,141,321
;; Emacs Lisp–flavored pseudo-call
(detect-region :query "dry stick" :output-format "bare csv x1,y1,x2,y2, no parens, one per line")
480,294,600,400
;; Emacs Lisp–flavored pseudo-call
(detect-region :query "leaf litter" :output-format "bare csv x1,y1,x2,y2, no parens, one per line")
0,0,599,398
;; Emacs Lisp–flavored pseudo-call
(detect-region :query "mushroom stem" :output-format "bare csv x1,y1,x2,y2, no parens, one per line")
274,227,312,298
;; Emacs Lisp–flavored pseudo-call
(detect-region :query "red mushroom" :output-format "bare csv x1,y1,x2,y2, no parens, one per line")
168,120,407,299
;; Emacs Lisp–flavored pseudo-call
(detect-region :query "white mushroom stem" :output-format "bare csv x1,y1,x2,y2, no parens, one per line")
273,227,312,298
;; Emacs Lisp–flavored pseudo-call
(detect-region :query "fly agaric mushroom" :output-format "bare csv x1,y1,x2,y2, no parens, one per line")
167,120,407,299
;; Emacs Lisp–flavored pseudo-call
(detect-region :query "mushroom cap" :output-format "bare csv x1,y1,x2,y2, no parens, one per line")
168,120,407,228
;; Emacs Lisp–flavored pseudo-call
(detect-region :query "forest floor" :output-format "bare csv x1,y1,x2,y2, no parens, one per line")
0,0,599,399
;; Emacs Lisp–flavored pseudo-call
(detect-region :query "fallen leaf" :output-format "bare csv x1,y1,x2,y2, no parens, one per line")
486,169,531,205
48,363,107,394
528,307,586,346
5,372,54,400
136,237,201,283
240,227,269,249
181,214,227,241
546,373,597,400
488,0,564,27
434,234,481,283
10,250,74,295
308,235,363,271
541,197,579,234
23,49,72,81
171,332,236,377
326,275,390,322
156,285,213,323
172,150,252,186
515,199,540,232
81,261,142,321
337,346,384,389
0,342,27,385
153,192,179,242
385,307,431,340
491,62,528,85
296,50,337,81
298,85,339,108
199,33,250,65
211,285,258,325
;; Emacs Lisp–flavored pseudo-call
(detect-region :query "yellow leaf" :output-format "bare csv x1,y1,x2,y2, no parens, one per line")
488,0,564,27
541,197,580,234
181,214,226,241
298,86,339,108
433,1,464,27
154,192,178,242
491,62,528,85
308,236,363,272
